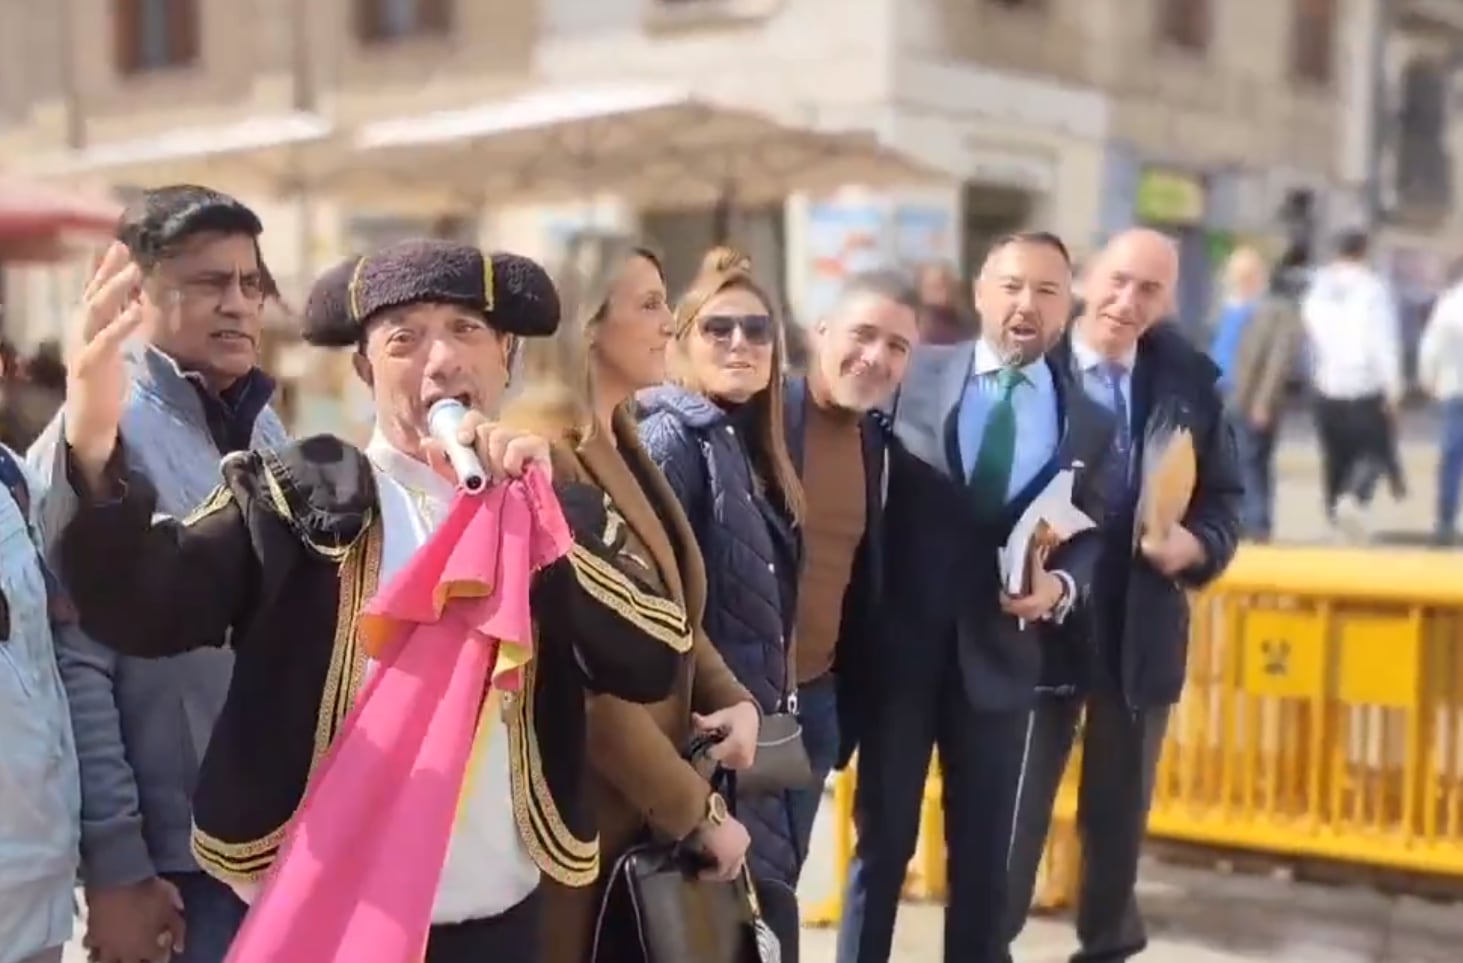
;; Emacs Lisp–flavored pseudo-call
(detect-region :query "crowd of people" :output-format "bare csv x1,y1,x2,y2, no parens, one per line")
0,338,67,454
1,182,1250,963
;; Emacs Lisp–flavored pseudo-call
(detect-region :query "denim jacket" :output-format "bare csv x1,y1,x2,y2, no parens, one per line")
0,447,80,962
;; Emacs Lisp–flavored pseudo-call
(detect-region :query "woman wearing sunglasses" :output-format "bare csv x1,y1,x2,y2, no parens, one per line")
637,247,807,952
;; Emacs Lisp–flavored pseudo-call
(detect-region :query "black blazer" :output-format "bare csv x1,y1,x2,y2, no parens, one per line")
878,342,1115,713
1048,322,1243,707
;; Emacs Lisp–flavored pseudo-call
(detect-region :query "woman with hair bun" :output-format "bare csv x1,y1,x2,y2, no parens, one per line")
637,246,807,949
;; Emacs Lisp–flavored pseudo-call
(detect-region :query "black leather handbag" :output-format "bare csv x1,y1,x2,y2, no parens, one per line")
590,750,782,963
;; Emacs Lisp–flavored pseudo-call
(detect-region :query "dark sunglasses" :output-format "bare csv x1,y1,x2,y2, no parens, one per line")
698,313,775,346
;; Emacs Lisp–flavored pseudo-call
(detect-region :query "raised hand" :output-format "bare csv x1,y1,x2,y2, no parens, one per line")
64,241,148,490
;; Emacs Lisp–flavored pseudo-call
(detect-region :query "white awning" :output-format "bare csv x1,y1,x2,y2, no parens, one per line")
342,84,941,209
24,112,334,189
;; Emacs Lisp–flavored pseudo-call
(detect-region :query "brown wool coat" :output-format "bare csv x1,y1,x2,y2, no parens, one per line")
525,407,751,963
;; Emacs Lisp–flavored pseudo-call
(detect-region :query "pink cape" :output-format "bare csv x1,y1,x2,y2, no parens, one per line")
224,469,571,963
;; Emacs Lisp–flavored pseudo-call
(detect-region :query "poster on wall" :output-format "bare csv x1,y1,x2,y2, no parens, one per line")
892,203,955,270
802,201,885,322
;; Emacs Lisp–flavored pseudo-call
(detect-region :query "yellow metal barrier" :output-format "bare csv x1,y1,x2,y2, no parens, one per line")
812,545,1463,925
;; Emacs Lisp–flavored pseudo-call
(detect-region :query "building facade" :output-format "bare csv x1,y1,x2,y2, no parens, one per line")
0,0,1436,352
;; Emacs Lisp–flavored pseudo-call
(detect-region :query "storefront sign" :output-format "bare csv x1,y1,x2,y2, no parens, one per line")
1135,168,1206,225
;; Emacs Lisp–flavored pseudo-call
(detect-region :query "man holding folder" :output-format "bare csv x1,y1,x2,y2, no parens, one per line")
837,232,1113,963
1002,229,1243,963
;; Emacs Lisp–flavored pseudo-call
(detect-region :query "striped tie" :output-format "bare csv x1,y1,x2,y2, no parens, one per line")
1099,361,1132,512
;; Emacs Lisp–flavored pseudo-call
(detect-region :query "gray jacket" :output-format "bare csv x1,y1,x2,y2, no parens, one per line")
28,344,287,887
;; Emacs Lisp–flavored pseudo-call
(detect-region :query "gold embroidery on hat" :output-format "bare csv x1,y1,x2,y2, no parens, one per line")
483,254,495,313
346,255,370,323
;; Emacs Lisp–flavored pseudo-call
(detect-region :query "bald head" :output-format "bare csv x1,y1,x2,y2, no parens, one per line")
1224,245,1269,300
1078,228,1180,358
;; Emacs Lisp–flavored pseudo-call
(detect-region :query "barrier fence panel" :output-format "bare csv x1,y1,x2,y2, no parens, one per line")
811,546,1463,926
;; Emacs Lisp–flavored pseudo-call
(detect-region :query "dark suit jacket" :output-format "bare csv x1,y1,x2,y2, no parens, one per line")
781,375,889,769
1048,322,1243,707
879,342,1115,713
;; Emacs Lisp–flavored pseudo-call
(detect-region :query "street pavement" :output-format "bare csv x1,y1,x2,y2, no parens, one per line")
62,410,1456,962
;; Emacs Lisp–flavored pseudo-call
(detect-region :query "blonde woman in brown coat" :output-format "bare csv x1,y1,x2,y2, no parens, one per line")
503,237,761,963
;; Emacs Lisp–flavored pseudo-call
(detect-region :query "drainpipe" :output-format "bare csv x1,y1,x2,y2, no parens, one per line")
290,0,314,297
1364,0,1393,229
59,0,84,149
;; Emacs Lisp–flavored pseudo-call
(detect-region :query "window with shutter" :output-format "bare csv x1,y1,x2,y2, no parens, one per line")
355,0,387,43
419,0,452,34
1291,0,1336,84
1157,0,1210,52
113,0,143,75
166,0,200,66
357,0,451,44
115,0,197,74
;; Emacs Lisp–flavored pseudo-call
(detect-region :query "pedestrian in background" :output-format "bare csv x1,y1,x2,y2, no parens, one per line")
1208,246,1303,542
1419,256,1463,545
914,260,976,345
1300,230,1404,542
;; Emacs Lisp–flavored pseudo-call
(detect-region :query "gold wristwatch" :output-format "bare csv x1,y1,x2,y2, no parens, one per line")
705,792,729,827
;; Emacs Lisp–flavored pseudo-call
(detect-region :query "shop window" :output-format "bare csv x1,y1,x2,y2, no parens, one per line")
1291,0,1337,84
114,0,199,76
354,0,452,44
1156,0,1210,53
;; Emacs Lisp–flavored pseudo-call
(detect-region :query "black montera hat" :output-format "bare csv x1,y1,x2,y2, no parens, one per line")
300,239,560,348
300,254,362,348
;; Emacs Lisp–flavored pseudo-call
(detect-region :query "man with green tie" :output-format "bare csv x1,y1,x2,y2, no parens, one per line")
835,232,1114,963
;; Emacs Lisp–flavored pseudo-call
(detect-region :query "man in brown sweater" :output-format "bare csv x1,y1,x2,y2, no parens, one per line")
782,270,921,867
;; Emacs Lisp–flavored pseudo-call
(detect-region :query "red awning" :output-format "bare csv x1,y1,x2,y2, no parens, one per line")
0,174,121,237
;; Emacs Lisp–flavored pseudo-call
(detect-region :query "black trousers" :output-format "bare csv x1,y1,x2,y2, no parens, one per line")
426,890,541,963
1000,691,1170,963
1314,394,1395,513
835,637,1029,963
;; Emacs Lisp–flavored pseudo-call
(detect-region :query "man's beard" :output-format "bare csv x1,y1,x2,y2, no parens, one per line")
988,313,1048,366
830,370,887,412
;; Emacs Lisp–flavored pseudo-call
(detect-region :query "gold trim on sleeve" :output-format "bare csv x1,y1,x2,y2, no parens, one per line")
181,484,233,526
190,519,383,884
566,544,693,653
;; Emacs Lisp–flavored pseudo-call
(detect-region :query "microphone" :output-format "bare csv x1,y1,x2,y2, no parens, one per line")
426,399,488,493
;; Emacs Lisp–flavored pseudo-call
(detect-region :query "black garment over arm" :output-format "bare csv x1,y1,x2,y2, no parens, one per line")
59,444,258,659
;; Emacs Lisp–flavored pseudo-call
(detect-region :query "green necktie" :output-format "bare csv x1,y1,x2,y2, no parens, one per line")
969,367,1027,514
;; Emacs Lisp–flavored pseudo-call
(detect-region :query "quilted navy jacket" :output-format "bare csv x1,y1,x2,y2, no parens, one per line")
636,384,803,885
